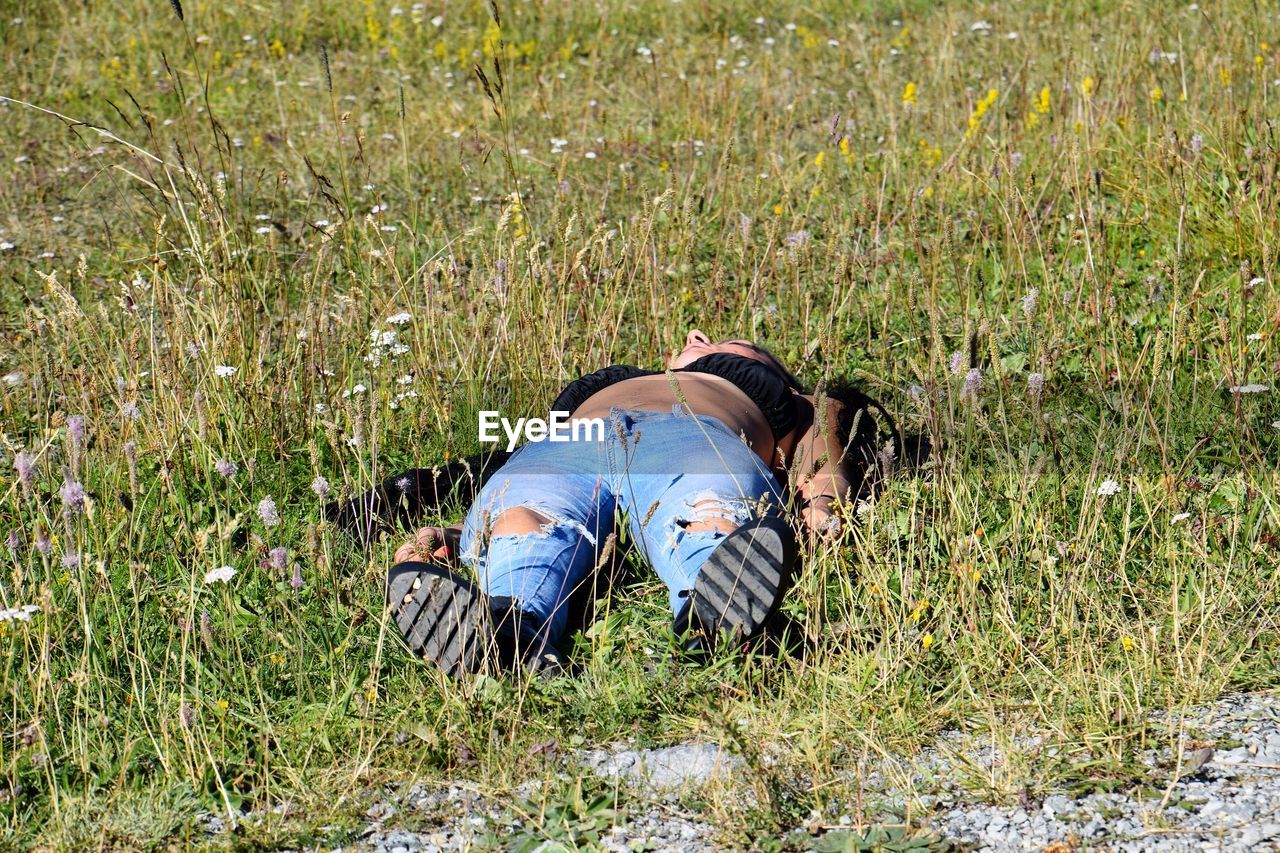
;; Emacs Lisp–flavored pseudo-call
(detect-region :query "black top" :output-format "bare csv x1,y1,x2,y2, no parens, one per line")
551,353,801,440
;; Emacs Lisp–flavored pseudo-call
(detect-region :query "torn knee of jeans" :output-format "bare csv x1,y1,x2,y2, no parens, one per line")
675,494,753,535
491,507,554,537
489,505,598,546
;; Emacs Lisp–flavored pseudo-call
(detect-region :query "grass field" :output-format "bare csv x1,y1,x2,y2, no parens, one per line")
1,0,1279,847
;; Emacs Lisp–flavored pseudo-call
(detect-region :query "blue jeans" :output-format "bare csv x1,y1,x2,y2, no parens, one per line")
458,406,786,645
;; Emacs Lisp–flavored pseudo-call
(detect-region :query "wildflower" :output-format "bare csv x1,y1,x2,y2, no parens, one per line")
0,604,39,622
965,88,999,139
1097,479,1122,496
970,20,992,33
35,531,51,556
291,563,303,590
67,415,85,448
949,351,965,375
311,476,331,500
214,458,239,479
214,365,238,377
120,401,140,420
1189,133,1204,155
257,497,280,527
1121,635,1135,652
13,452,35,493
1082,76,1096,98
1020,288,1039,318
1028,372,1045,399
921,632,935,650
1228,383,1269,394
1010,151,1024,171
269,547,288,571
63,550,81,570
1172,512,1191,523
1150,86,1164,103
386,311,412,325
902,81,917,108
963,368,983,396
60,479,88,513
204,565,237,584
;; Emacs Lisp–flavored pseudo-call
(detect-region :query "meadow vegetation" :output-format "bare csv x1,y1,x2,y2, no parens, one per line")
0,0,1278,846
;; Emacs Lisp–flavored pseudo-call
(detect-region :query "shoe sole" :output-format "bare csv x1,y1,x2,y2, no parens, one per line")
387,563,493,678
690,516,796,646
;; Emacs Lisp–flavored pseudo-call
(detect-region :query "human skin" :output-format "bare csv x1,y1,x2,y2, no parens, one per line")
393,329,852,563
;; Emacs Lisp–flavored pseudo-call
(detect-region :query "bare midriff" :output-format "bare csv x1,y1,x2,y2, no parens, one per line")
570,372,790,467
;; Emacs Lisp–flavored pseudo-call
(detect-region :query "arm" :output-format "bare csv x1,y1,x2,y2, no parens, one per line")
789,395,855,537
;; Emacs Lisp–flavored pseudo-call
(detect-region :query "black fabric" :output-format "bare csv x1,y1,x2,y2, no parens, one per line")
551,354,800,441
325,451,511,549
550,364,658,416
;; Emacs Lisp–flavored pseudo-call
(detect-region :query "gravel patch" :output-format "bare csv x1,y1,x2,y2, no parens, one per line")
581,741,742,793
197,691,1280,852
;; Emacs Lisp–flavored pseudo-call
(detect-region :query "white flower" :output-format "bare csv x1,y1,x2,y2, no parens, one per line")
1228,383,1269,394
1247,333,1264,341
970,20,992,32
204,565,236,584
1096,479,1122,496
0,604,39,622
1272,420,1280,429
430,14,443,26
214,365,238,377
1248,277,1266,287
1172,512,1191,523
386,311,412,325
254,226,272,234
0,241,14,251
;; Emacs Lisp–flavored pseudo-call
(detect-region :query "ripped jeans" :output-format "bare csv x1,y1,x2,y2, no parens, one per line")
458,406,786,646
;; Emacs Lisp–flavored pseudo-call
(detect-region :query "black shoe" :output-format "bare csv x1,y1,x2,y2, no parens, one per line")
673,516,798,653
387,563,559,678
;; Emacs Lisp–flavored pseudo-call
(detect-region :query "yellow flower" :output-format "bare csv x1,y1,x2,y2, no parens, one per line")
813,151,825,167
1121,636,1135,652
890,27,911,50
1219,66,1232,88
965,88,999,138
773,203,783,215
1036,85,1051,114
902,81,917,107
921,633,934,650
217,700,229,710
1151,86,1163,103
839,136,852,161
1082,76,1095,98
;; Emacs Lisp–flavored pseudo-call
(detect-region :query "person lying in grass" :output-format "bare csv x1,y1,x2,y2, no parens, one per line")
387,329,897,677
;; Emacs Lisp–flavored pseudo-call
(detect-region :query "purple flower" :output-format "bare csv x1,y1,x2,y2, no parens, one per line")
124,440,138,460
121,401,140,420
311,476,330,500
1028,372,1045,399
257,497,280,527
269,546,288,571
60,480,88,513
1020,288,1039,319
290,563,303,590
62,549,81,570
66,415,85,448
215,458,238,479
949,351,964,376
1190,133,1204,155
5,530,19,551
13,452,35,492
963,367,983,396
35,532,51,556
1009,151,1024,171
395,476,411,493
